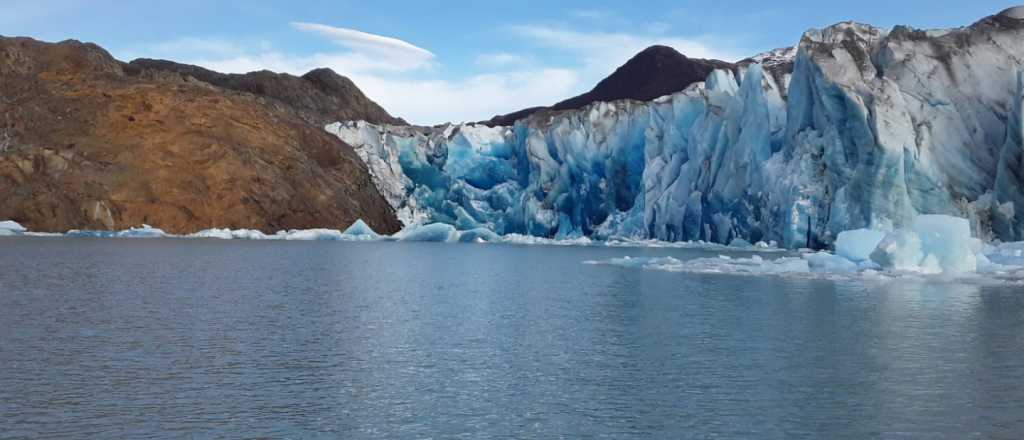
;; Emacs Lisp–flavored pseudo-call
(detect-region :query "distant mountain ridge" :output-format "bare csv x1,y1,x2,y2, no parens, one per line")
125,59,405,126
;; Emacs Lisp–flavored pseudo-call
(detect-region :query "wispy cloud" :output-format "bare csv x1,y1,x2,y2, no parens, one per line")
475,53,532,68
290,22,434,61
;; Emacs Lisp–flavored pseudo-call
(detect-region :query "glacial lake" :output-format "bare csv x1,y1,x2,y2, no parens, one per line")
1,237,1022,439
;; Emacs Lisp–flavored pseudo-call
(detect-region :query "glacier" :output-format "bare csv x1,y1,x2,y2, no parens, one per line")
328,11,1024,251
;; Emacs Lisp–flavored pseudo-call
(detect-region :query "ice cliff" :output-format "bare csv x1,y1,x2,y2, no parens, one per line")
328,10,1024,249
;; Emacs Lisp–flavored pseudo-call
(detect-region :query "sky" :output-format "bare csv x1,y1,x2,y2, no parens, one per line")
3,0,1017,124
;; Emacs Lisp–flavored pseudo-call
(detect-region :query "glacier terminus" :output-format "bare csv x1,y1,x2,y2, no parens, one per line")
329,10,1024,250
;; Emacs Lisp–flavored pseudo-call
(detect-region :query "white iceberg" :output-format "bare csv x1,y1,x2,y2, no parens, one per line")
912,215,979,274
457,228,501,243
870,230,925,272
189,228,269,240
0,220,27,236
274,229,345,241
804,252,860,273
341,219,381,240
117,225,169,238
835,229,887,263
586,255,813,275
397,223,458,242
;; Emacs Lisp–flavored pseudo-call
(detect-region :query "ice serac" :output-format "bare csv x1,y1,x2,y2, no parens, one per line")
995,70,1024,240
329,10,1024,248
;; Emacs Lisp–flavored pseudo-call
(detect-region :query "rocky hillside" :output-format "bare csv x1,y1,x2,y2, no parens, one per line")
0,36,402,234
125,59,405,126
484,45,733,126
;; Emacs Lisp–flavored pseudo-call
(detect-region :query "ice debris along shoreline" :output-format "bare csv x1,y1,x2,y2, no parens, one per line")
585,215,1024,280
0,218,780,250
5,215,1024,280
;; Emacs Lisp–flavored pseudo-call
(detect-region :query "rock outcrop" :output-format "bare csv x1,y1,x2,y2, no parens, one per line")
0,36,402,234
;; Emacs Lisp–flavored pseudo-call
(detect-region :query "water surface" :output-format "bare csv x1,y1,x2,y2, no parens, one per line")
1,238,1022,439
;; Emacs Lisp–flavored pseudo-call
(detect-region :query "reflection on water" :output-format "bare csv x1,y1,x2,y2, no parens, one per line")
0,238,1021,439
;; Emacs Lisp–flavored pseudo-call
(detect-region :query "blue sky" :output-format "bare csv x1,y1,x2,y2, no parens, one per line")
3,0,1016,124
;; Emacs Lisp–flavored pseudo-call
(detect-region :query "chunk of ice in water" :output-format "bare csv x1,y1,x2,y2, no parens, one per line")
277,229,344,241
0,220,27,236
804,252,859,273
912,215,977,273
835,229,886,262
190,229,269,240
870,230,925,270
398,223,458,242
116,225,167,238
342,219,380,239
458,228,501,243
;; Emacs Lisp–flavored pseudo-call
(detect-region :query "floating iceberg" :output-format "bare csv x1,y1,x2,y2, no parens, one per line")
911,215,980,273
804,252,860,273
457,228,501,243
189,228,269,240
0,220,27,236
274,229,346,241
342,219,381,240
397,223,458,242
586,255,814,275
67,224,168,238
500,234,594,247
835,229,887,263
870,230,925,271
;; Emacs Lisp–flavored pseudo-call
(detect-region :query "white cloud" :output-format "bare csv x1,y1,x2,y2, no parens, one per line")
349,69,579,124
290,22,434,64
475,53,532,68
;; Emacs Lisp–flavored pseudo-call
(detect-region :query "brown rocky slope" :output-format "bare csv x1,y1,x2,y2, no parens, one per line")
0,36,403,234
124,59,406,126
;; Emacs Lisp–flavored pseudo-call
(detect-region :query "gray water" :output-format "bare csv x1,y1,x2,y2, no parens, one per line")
0,238,1022,439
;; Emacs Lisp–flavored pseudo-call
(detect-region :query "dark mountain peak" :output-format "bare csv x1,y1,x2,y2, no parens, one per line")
301,68,362,98
552,45,731,111
635,44,686,57
484,45,733,126
303,67,344,79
